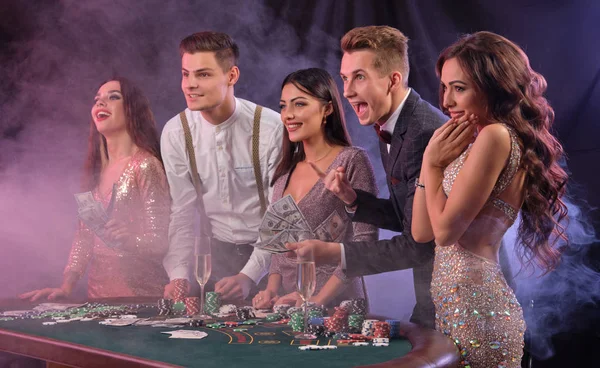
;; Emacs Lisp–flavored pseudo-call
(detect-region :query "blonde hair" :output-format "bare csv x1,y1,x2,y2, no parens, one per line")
341,25,410,85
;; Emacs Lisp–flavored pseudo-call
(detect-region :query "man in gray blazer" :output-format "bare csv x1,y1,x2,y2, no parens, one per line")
292,26,512,329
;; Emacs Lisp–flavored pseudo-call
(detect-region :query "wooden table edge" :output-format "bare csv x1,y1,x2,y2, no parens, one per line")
0,327,181,368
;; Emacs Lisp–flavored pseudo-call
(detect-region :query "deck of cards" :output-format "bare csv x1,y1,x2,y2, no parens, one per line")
252,195,315,254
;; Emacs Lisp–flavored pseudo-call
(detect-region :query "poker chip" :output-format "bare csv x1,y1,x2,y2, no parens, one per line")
308,317,324,326
172,279,189,302
372,337,390,343
373,342,390,347
233,328,248,332
348,314,365,330
350,298,367,316
225,321,239,327
172,301,186,315
289,312,304,332
219,304,237,314
287,306,302,315
324,307,348,333
361,319,378,336
204,292,221,315
385,319,402,338
374,321,391,338
306,324,325,336
273,304,291,315
235,307,255,321
352,342,369,346
266,313,282,322
298,345,338,351
184,297,200,316
157,299,173,316
187,319,203,327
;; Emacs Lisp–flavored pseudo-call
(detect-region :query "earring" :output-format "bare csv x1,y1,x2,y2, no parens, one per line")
322,116,327,125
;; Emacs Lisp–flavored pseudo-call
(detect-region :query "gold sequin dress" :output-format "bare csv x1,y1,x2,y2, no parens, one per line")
431,124,526,368
64,150,171,298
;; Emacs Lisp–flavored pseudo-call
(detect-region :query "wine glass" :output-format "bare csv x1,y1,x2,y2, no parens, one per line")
295,248,317,339
194,236,212,317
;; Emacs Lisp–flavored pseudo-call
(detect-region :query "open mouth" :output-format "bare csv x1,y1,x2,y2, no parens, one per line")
352,102,368,117
95,110,111,121
286,123,302,132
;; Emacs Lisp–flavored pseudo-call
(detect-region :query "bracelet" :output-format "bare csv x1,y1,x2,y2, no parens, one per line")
415,178,425,189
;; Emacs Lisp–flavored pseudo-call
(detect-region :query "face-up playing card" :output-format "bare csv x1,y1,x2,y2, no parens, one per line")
161,330,208,339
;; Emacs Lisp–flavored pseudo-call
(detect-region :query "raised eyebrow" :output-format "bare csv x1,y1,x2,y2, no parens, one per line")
448,80,467,86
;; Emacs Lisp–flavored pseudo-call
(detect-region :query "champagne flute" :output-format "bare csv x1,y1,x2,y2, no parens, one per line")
295,248,316,339
194,236,212,317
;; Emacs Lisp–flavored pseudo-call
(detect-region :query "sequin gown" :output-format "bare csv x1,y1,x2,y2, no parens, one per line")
431,124,526,368
64,150,171,298
269,147,378,307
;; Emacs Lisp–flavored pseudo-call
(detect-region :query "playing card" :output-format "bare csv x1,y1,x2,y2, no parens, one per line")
161,330,208,339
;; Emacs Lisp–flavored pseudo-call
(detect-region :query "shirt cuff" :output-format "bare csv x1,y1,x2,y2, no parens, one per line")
240,265,263,285
339,243,347,270
168,265,190,281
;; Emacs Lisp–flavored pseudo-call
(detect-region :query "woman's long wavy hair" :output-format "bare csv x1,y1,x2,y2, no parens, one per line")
436,31,568,273
84,76,162,190
272,68,351,185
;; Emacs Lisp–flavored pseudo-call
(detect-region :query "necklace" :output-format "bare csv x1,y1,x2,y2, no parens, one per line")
307,146,333,163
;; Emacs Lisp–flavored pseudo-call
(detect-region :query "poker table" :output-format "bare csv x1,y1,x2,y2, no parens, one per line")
0,298,459,368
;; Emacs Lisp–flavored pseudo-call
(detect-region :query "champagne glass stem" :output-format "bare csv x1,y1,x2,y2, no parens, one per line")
303,299,309,334
200,285,205,315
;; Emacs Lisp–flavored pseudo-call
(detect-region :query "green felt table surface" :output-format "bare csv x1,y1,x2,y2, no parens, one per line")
0,305,412,368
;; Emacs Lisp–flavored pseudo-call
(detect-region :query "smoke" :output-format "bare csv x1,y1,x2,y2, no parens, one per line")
503,192,599,360
0,0,361,298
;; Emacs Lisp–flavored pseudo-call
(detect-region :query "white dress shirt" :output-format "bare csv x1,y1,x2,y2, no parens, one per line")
161,98,283,283
340,88,411,269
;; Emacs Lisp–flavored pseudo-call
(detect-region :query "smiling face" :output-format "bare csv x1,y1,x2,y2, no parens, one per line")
91,80,127,136
181,51,237,112
340,50,394,126
279,82,331,143
440,57,487,120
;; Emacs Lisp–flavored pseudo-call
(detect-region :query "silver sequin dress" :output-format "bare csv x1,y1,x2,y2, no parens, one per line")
431,124,526,368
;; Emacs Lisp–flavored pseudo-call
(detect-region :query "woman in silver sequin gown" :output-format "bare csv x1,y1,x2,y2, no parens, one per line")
412,32,569,368
21,77,170,300
252,68,378,309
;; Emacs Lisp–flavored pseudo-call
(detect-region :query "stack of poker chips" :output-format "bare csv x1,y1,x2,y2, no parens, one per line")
219,304,237,315
324,307,349,333
185,297,201,316
385,319,402,338
374,321,391,338
305,324,325,336
172,279,189,302
204,292,221,315
289,312,305,332
157,299,173,316
361,319,378,337
235,306,255,320
348,314,365,333
273,304,291,317
350,298,367,316
266,313,282,322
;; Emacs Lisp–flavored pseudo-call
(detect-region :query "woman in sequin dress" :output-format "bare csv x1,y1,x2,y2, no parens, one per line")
21,77,170,300
251,68,378,309
411,32,568,367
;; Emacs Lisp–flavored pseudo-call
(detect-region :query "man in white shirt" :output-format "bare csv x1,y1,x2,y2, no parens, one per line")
161,32,283,302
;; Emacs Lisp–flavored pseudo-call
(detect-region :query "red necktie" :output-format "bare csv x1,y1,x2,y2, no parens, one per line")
374,124,392,145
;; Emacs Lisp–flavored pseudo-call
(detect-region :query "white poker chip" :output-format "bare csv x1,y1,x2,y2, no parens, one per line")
42,322,57,326
372,338,390,343
120,314,138,319
352,342,369,346
320,345,337,350
372,343,390,347
219,304,237,314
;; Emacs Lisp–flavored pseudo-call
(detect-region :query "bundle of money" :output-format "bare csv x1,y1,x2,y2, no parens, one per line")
252,195,314,254
74,184,119,247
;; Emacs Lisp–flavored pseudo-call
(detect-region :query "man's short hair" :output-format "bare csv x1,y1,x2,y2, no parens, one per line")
341,26,410,85
179,31,239,71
